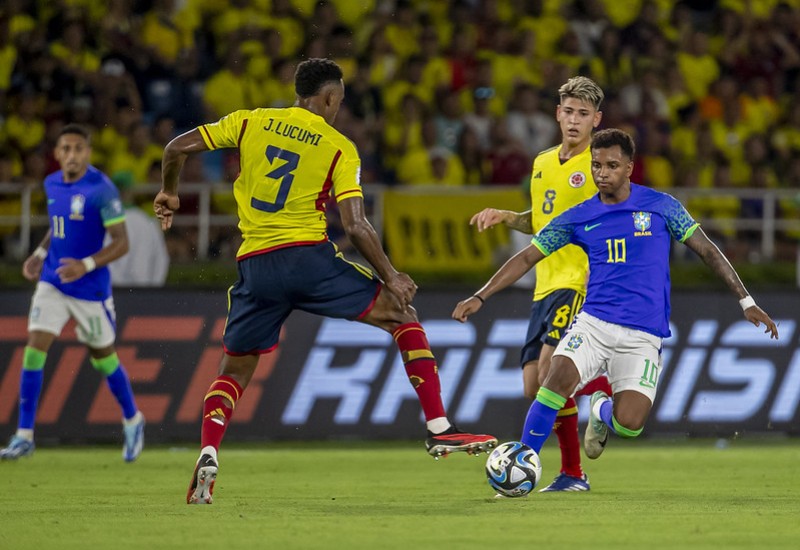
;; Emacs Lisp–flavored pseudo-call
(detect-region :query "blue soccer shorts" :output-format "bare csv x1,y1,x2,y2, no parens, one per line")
223,242,380,355
520,288,584,366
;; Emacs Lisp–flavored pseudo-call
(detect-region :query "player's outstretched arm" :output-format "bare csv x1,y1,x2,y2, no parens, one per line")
470,208,533,234
155,129,209,230
338,196,416,309
22,230,52,281
684,228,779,339
452,244,545,322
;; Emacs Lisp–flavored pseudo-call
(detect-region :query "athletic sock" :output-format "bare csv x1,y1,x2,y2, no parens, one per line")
97,356,138,420
576,375,613,397
521,387,567,454
18,346,46,431
598,398,614,432
200,375,243,454
392,323,448,425
553,398,583,477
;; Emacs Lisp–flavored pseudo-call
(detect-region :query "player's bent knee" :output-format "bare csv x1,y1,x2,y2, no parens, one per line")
22,346,47,371
611,415,644,438
90,352,120,376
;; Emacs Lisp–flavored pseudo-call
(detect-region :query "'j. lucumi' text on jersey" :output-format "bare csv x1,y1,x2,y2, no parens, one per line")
42,166,125,301
198,107,363,259
529,145,597,300
532,184,699,337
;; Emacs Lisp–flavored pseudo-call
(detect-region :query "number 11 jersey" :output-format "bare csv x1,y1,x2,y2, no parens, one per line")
199,107,363,259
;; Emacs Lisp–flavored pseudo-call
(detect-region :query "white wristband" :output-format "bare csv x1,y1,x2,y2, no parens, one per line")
81,257,97,273
739,295,756,311
33,247,47,260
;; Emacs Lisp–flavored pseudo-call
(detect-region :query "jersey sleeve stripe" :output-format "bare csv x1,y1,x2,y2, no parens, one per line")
103,215,126,227
199,125,216,149
237,119,249,148
680,222,700,242
531,237,551,256
315,149,342,211
335,189,362,201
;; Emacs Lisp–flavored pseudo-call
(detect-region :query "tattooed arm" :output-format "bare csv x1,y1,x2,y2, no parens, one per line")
470,209,533,234
684,227,779,339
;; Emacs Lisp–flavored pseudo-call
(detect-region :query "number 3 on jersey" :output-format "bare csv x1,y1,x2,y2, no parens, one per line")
251,146,300,213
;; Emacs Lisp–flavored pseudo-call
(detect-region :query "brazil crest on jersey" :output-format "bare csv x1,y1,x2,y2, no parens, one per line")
41,166,125,301
198,107,363,259
529,145,596,300
531,184,700,337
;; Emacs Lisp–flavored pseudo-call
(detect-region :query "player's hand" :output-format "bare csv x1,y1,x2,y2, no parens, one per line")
452,296,483,323
744,305,779,339
22,255,43,281
55,258,87,283
470,208,507,232
384,272,417,310
154,191,180,230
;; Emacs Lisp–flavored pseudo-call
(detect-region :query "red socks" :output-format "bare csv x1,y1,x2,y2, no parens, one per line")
553,397,583,478
200,375,243,452
393,323,446,421
554,376,612,478
576,376,613,398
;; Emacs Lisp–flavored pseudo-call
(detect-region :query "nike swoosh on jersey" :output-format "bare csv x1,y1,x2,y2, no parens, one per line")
584,223,602,231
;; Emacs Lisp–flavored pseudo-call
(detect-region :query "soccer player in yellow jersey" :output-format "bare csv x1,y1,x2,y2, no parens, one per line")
154,59,497,505
470,76,613,492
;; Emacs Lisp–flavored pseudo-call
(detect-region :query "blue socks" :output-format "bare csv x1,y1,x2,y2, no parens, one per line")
18,347,47,431
105,366,138,420
520,387,567,454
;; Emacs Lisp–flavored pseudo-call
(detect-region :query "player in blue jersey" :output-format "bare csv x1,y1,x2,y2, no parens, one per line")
0,124,145,462
453,128,778,467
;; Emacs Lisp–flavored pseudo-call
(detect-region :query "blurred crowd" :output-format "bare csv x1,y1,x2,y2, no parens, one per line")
1,0,800,261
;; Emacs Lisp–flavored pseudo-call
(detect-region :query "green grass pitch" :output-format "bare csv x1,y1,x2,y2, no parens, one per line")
1,438,798,549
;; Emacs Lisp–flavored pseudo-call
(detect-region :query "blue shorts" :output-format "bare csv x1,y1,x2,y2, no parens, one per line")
520,288,584,366
223,242,380,355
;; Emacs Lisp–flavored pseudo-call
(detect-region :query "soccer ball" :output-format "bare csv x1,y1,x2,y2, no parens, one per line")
485,441,542,497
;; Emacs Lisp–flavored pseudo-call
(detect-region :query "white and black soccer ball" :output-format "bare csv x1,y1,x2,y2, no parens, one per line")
485,441,542,497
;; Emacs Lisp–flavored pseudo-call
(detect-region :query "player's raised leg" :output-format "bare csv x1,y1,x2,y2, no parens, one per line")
362,288,497,458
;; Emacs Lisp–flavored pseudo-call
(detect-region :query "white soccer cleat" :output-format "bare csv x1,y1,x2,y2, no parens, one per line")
123,411,145,462
584,391,610,459
187,454,218,504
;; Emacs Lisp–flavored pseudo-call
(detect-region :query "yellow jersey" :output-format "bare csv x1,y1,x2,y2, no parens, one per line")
530,144,596,300
199,107,363,259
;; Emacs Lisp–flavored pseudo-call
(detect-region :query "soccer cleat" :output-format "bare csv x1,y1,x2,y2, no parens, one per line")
584,391,610,459
122,411,145,462
425,426,498,459
187,454,218,504
538,472,590,492
0,435,35,460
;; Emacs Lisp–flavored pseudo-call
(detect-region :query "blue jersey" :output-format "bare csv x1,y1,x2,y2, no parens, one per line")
532,184,699,337
41,166,125,301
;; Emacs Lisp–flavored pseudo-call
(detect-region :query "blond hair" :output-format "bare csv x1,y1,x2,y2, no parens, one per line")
558,76,604,110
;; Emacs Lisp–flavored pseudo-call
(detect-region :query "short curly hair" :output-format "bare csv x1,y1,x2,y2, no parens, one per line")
591,128,635,160
294,58,343,98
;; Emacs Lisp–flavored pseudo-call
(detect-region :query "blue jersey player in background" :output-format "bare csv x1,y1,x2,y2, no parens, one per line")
0,124,145,462
453,128,778,473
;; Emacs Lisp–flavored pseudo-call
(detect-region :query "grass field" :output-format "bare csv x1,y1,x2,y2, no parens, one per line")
1,438,799,549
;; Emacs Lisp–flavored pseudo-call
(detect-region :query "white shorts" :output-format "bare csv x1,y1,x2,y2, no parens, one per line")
28,281,117,348
553,312,663,403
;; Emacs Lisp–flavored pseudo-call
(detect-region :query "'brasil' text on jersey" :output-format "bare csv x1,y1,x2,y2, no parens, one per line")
532,184,699,337
41,166,125,301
